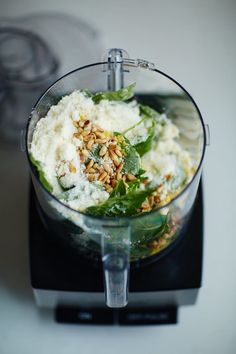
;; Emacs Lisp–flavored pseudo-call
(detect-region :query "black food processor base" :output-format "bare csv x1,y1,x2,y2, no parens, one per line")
29,183,203,325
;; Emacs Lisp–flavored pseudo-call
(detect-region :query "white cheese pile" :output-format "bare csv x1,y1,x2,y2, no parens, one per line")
30,90,194,212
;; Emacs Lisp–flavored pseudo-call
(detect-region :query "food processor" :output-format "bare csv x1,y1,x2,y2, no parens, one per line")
26,49,209,324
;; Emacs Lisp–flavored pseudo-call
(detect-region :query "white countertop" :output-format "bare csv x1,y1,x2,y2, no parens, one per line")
0,0,236,353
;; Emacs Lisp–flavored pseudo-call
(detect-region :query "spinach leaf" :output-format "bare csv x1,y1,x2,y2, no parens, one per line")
109,180,126,198
86,188,155,217
92,83,135,104
29,153,53,193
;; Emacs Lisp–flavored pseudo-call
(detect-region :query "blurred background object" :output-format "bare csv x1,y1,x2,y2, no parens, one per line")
0,12,103,142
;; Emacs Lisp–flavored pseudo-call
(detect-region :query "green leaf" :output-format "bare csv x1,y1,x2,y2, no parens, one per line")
132,213,168,243
57,189,74,201
86,188,155,217
29,153,53,193
133,124,155,156
79,88,93,98
89,144,102,163
109,180,126,198
127,179,141,192
122,116,147,135
92,83,135,104
113,132,141,175
131,104,159,157
139,104,160,120
123,144,141,175
127,169,147,192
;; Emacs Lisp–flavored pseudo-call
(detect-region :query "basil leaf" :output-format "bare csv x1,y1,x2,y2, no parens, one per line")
109,180,126,198
131,213,168,244
89,144,102,163
114,132,141,175
133,121,156,157
127,179,141,192
137,168,146,176
123,144,141,175
139,104,160,120
131,104,159,157
29,153,53,193
80,89,93,98
86,188,155,216
92,83,135,104
57,189,75,201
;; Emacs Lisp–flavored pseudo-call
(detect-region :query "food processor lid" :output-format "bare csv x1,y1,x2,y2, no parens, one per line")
0,12,104,86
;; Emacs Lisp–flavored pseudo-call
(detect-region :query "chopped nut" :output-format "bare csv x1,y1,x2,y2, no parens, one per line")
111,179,117,188
149,195,154,207
83,134,95,142
84,119,90,126
103,163,111,173
73,121,79,128
141,202,150,209
87,140,94,150
87,174,95,182
109,150,120,166
154,195,161,203
150,240,158,248
69,163,77,173
82,149,89,157
165,174,172,181
86,159,94,171
96,126,104,132
122,175,127,181
104,175,110,183
116,172,122,180
105,185,113,193
95,131,105,139
99,171,108,181
103,152,109,161
142,178,149,185
82,130,90,136
79,120,85,127
109,142,117,149
73,132,82,139
127,173,136,181
115,149,122,157
95,138,107,144
99,145,107,157
116,163,124,174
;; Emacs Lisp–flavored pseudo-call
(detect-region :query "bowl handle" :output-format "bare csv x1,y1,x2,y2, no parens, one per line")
101,224,130,308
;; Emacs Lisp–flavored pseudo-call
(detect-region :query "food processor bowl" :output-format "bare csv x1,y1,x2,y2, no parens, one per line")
26,49,207,308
